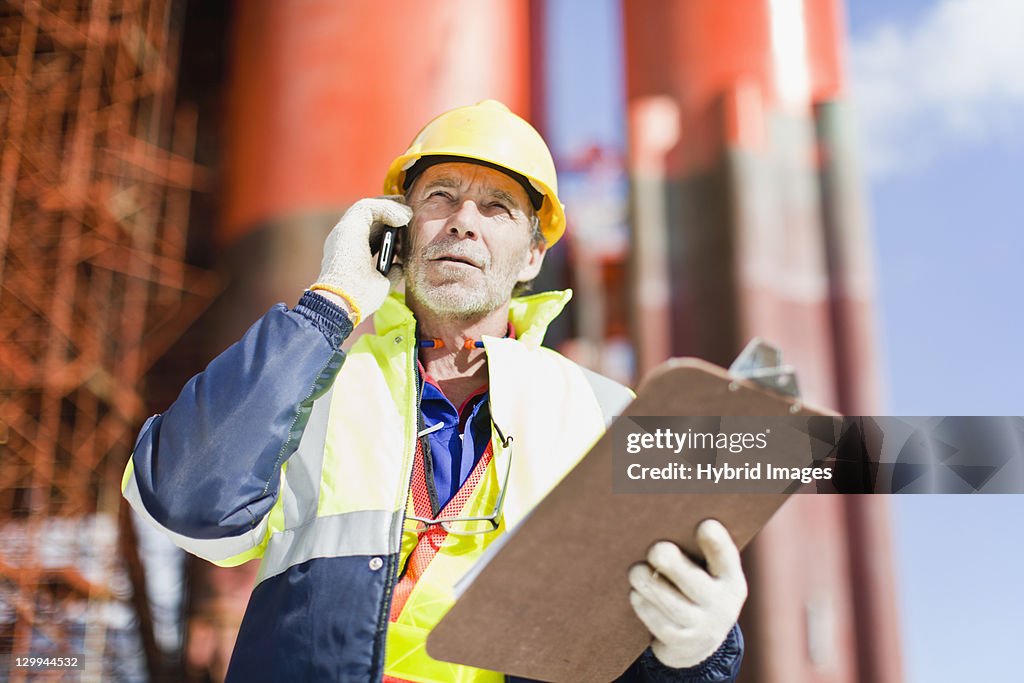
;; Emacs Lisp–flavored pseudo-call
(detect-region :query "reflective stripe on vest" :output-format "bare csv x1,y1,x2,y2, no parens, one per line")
383,439,503,683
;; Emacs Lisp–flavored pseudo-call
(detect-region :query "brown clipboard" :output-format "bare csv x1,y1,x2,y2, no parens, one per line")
426,358,838,682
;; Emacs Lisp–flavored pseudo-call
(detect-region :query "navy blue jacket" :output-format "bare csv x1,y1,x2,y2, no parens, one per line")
125,292,743,682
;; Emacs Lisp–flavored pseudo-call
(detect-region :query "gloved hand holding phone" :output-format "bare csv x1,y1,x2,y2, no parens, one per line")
311,196,411,325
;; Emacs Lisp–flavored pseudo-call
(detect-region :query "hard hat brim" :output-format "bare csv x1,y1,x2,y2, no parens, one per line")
384,151,566,247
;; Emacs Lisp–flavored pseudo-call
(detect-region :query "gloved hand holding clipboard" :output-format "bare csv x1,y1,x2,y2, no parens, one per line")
427,347,840,682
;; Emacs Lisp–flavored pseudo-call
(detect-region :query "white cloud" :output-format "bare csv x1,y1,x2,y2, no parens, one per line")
848,0,1024,177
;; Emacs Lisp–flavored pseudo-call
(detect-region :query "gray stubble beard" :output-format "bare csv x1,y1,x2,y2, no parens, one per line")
405,261,518,321
404,239,526,320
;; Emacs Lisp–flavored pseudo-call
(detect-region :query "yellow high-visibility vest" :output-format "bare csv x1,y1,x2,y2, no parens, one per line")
123,289,633,682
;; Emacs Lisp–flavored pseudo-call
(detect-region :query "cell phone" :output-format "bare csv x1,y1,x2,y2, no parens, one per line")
372,225,404,276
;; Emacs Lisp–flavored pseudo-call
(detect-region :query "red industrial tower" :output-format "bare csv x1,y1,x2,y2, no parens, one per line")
623,2,900,682
184,1,535,679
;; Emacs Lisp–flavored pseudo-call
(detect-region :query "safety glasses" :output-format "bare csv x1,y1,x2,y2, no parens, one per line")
405,423,514,536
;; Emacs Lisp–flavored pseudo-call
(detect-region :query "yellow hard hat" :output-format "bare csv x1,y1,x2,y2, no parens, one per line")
383,100,566,246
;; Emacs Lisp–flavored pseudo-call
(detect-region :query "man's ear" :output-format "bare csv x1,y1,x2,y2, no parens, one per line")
516,240,547,282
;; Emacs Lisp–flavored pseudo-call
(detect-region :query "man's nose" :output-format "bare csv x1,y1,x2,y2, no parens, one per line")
446,200,483,239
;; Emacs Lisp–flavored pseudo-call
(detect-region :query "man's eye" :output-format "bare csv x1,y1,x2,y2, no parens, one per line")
488,202,509,212
429,190,453,200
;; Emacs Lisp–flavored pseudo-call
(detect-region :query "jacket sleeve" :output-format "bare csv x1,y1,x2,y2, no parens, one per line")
614,624,744,683
121,292,353,566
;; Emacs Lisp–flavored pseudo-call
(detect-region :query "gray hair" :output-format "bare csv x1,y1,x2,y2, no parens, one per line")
512,213,546,297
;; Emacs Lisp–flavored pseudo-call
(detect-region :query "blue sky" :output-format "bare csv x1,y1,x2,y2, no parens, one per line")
847,2,1024,681
545,1,1024,681
846,0,1024,415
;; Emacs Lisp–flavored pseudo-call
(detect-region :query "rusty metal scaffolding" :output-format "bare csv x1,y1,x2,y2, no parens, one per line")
0,0,218,679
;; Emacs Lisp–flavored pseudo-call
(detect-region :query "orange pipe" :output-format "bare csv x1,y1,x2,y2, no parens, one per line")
221,0,532,245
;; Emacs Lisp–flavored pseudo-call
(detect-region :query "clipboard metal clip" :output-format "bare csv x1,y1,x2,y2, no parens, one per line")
728,338,801,398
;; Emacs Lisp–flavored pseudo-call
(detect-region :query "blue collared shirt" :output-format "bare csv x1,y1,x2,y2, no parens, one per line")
418,365,492,511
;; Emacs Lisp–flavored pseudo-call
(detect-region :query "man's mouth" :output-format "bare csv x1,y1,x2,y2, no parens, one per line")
432,255,481,269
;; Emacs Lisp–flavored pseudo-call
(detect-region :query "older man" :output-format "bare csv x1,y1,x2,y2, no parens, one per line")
122,101,745,682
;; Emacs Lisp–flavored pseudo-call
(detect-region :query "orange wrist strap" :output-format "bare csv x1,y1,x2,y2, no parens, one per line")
309,283,362,326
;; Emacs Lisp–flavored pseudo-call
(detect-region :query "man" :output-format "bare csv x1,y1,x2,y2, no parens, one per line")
122,100,745,682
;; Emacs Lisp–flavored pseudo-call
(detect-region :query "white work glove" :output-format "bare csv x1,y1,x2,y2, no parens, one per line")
311,196,413,325
628,519,747,669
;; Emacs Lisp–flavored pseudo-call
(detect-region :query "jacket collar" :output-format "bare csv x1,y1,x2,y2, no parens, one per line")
373,289,574,349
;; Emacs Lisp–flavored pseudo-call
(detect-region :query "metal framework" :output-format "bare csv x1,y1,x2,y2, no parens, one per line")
0,0,218,679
